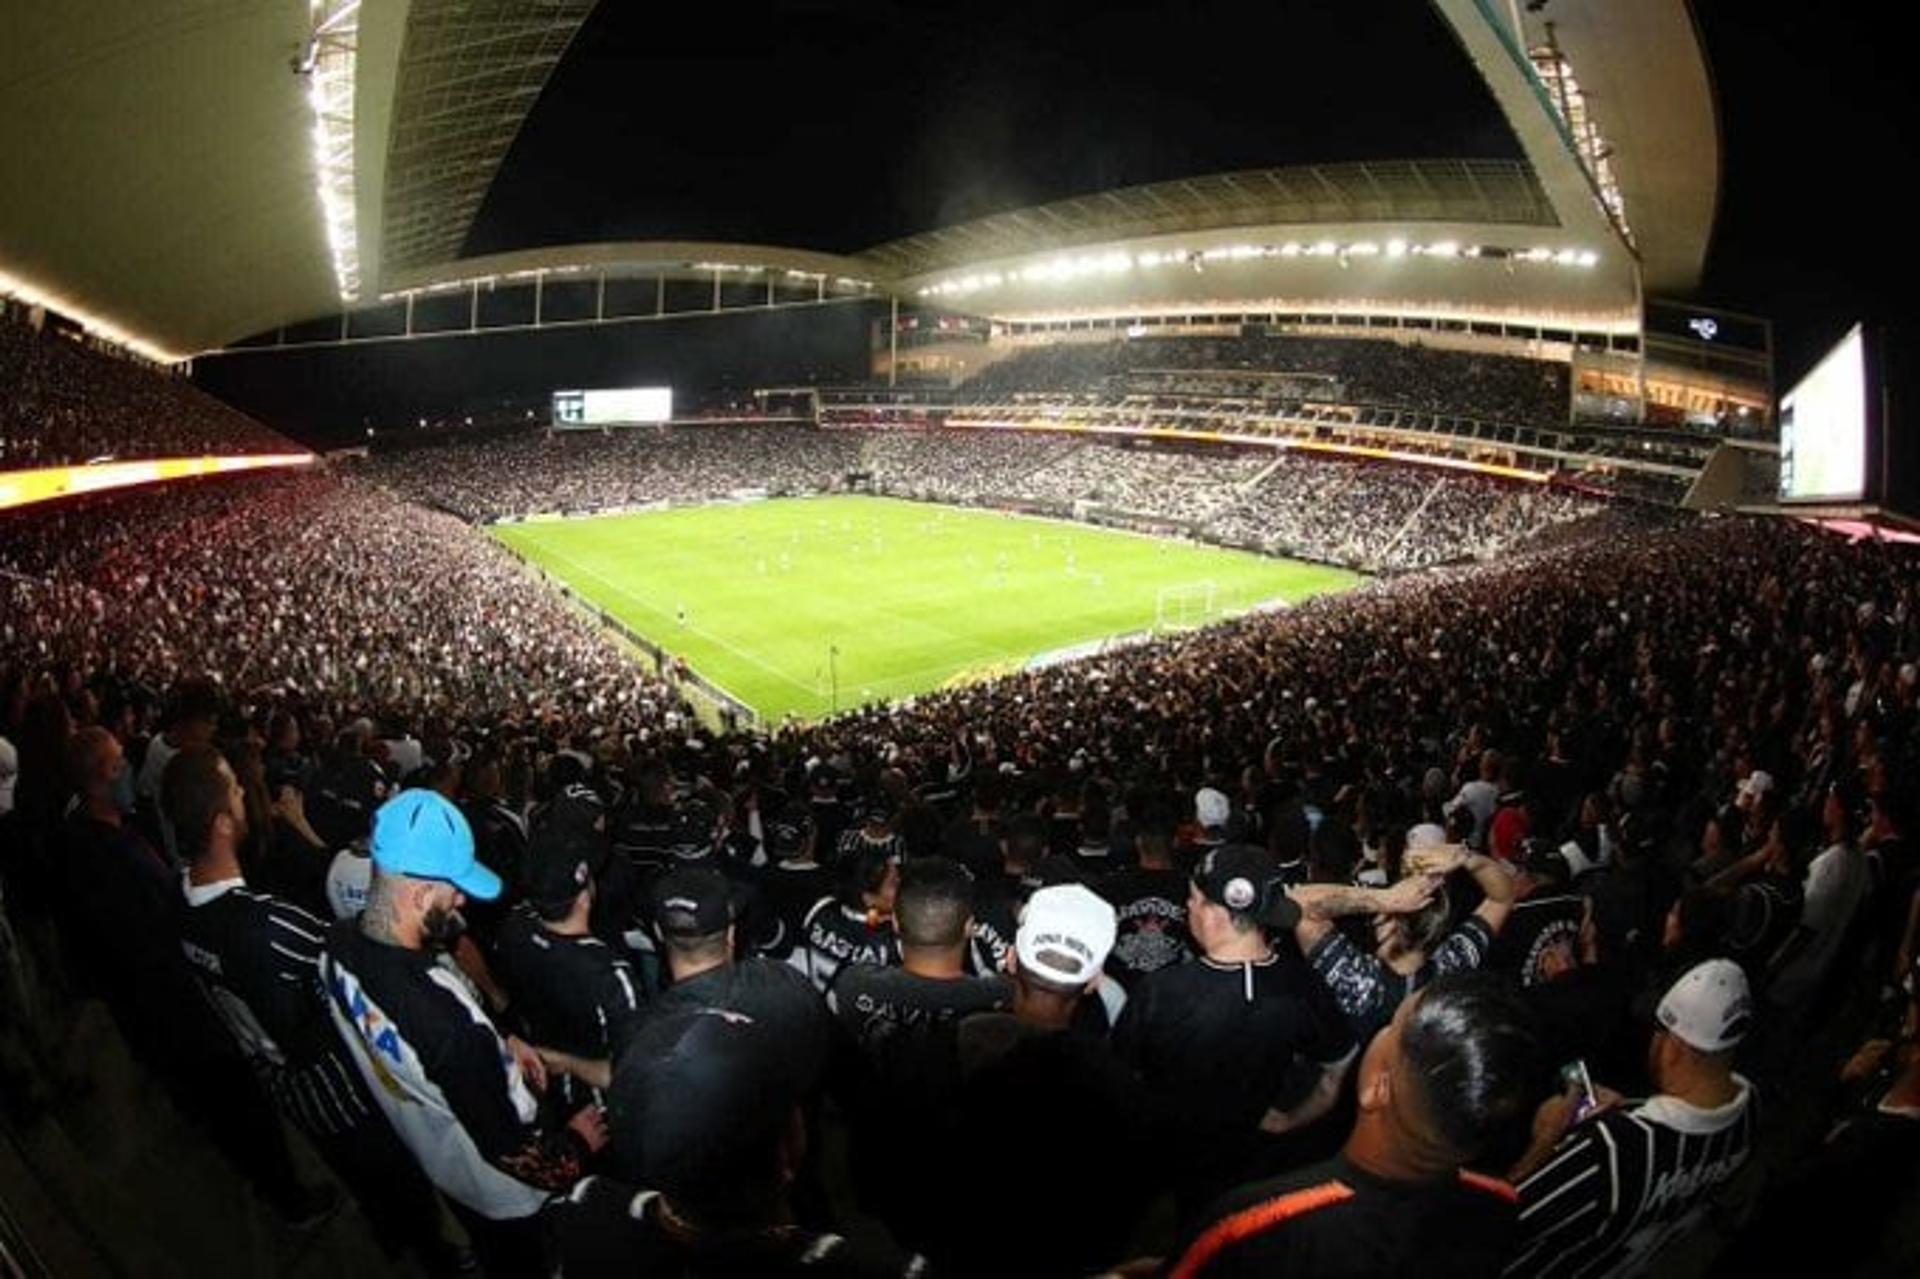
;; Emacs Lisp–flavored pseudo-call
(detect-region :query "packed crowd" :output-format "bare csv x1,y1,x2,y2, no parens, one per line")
0,309,294,467
351,426,861,522
350,424,1603,572
0,470,674,735
954,334,1572,427
3,453,1918,1274
857,426,1079,503
1006,440,1269,524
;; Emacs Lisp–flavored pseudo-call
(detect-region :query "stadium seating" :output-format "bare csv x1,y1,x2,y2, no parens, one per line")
0,308,296,468
951,332,1572,426
352,426,1605,572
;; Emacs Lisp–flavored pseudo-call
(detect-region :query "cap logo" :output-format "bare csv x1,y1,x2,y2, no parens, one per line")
1224,877,1256,910
661,896,698,913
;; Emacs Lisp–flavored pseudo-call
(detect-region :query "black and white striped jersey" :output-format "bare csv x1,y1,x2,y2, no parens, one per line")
1506,1077,1758,1279
179,877,372,1138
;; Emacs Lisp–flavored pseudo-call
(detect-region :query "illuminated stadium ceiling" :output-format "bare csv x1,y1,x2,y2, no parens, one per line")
0,0,1717,360
0,0,593,361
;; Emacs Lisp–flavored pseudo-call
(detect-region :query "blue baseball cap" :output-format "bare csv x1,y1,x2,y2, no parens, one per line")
371,789,501,901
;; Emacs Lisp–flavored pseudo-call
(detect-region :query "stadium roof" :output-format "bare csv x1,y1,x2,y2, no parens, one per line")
858,160,1558,282
378,1,596,276
0,0,1716,360
0,0,590,361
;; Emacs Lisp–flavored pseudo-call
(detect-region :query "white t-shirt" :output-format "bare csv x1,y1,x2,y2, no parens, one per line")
136,732,181,803
1771,842,1869,1008
326,847,373,921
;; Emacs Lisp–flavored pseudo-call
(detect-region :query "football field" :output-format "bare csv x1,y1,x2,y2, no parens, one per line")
493,496,1362,722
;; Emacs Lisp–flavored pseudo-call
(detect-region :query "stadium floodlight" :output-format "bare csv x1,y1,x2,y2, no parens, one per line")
1576,250,1599,268
1523,247,1555,263
1279,242,1301,257
1347,242,1380,257
1554,248,1579,266
1425,241,1459,258
1462,245,1481,257
303,0,362,300
1310,240,1338,257
1385,239,1408,258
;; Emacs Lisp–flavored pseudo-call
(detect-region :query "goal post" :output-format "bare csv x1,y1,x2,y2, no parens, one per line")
1154,580,1219,633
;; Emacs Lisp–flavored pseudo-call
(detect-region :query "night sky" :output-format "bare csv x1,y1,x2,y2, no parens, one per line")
469,1,1908,383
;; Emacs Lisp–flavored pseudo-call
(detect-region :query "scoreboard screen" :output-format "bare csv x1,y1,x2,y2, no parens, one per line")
552,387,673,427
1778,325,1868,504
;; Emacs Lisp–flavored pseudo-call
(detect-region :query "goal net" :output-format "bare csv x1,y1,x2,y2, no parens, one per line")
1154,581,1219,634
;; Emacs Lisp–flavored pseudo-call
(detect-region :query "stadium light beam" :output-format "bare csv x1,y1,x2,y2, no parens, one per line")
304,0,361,301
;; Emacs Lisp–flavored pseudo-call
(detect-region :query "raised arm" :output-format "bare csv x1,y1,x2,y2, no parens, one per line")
1290,876,1438,949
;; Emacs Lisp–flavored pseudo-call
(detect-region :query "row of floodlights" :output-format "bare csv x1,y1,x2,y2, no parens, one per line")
305,2,362,301
918,241,1602,298
378,264,875,303
695,262,874,291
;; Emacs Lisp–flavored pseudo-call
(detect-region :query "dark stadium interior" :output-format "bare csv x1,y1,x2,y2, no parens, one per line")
4,2,1920,1278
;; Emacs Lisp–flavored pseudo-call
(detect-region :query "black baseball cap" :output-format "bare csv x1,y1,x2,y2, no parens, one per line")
1193,843,1301,931
522,824,597,912
538,782,606,836
651,866,736,938
606,1007,799,1198
766,802,812,859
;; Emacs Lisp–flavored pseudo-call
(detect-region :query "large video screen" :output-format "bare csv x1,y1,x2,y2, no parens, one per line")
552,386,673,427
1778,324,1868,503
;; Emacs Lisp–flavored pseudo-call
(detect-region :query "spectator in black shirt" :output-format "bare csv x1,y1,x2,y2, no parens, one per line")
940,770,1006,876
1291,843,1514,1044
639,866,831,1097
460,752,529,946
493,822,644,1110
59,727,332,1227
1114,844,1355,1210
788,842,900,993
1164,972,1545,1278
806,763,853,863
559,1007,926,1279
829,856,1009,1053
1099,799,1193,988
835,792,906,867
1269,801,1312,889
1700,809,1807,992
611,761,680,874
751,801,832,959
164,745,463,1274
1489,846,1592,989
936,883,1153,1276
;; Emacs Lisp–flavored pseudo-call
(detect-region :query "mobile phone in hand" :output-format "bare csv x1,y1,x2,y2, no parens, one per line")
1559,1059,1598,1120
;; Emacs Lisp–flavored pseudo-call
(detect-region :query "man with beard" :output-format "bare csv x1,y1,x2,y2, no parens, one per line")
324,789,608,1278
167,746,466,1276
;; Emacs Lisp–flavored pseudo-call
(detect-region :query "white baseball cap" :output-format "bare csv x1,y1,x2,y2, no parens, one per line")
1194,787,1231,830
1656,958,1753,1053
1016,884,1117,990
1407,822,1448,850
1735,770,1774,804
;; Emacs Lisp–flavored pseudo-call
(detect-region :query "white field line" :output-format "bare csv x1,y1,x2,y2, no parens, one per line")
508,498,1341,718
507,534,818,703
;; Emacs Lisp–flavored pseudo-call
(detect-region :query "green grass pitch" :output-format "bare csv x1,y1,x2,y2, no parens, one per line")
492,495,1363,722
